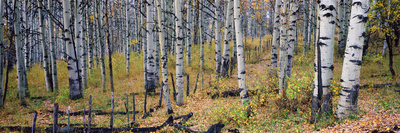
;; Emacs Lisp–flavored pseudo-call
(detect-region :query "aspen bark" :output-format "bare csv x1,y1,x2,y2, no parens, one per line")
337,0,368,119
278,0,288,94
270,0,281,75
175,0,185,106
337,0,345,56
311,0,336,123
220,0,233,77
125,0,131,74
64,0,83,100
286,0,298,77
186,0,192,65
302,0,308,55
157,0,173,114
80,0,88,90
234,0,249,105
14,0,29,105
48,0,58,92
214,0,222,73
146,0,156,92
38,0,53,92
97,0,107,92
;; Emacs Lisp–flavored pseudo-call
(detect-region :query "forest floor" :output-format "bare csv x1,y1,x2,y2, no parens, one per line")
0,36,399,132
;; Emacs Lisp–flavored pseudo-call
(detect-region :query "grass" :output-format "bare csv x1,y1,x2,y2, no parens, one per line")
0,34,399,132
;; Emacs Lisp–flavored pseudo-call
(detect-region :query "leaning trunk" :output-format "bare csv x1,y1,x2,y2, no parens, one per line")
337,0,369,119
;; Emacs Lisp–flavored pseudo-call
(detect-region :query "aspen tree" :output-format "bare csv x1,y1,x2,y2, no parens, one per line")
14,0,29,105
157,0,174,114
214,0,221,73
337,0,369,119
270,0,281,74
234,0,249,105
64,0,83,99
278,0,288,94
38,0,53,92
311,0,336,123
220,0,233,77
175,0,185,106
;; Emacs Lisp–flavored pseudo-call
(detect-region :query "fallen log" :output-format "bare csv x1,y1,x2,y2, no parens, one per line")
227,128,240,133
45,115,174,133
95,111,139,115
130,92,161,96
173,123,202,133
205,122,225,133
47,123,97,127
46,110,102,116
361,82,400,88
210,89,256,99
174,112,193,123
0,126,34,132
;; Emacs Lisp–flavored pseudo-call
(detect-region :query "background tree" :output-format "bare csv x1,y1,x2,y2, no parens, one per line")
270,0,281,75
220,0,233,77
38,0,53,92
214,0,222,74
14,0,29,105
157,0,173,114
369,0,399,77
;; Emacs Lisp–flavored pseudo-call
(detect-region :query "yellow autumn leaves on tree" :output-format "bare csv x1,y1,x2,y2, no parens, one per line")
369,0,400,39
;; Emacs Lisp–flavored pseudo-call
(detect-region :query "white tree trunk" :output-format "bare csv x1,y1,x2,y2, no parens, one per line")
64,0,82,99
23,0,29,70
48,0,58,92
311,0,336,123
382,37,388,56
186,0,192,65
278,0,288,94
307,0,314,51
214,0,221,73
337,0,369,119
125,0,131,74
234,0,249,105
286,0,298,78
80,0,88,90
157,0,173,114
302,0,308,55
337,0,345,56
175,0,185,106
97,0,106,92
146,0,156,92
270,0,281,74
220,0,233,77
14,0,28,105
200,0,204,73
38,0,53,92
